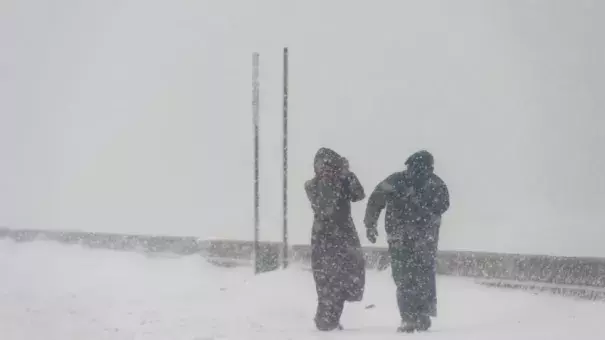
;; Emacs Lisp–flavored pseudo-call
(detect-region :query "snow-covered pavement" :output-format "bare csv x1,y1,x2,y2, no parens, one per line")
0,239,603,340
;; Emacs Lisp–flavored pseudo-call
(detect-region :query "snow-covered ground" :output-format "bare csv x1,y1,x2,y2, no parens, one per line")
0,240,603,340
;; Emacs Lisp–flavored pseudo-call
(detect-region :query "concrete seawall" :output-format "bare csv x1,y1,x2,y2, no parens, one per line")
2,228,604,300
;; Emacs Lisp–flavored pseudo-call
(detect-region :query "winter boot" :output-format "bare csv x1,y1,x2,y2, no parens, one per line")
397,321,417,333
314,315,342,331
416,315,432,332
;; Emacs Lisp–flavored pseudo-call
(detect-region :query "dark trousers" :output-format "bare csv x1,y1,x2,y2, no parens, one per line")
388,239,437,326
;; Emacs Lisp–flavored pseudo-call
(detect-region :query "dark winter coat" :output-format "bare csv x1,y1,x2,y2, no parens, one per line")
305,148,366,305
364,168,449,319
364,170,449,241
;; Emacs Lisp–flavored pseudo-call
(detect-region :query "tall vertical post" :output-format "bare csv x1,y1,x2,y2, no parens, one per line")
282,47,289,269
252,52,261,274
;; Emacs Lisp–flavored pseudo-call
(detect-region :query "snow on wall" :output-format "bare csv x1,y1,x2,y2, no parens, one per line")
3,228,605,290
2,0,605,256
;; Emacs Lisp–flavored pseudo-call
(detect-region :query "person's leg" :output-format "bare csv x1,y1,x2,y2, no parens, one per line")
388,240,419,330
410,283,431,332
342,245,366,302
393,241,439,333
331,296,346,330
415,314,432,331
314,298,335,331
313,272,345,331
313,266,333,331
396,284,420,332
314,292,345,331
414,251,437,332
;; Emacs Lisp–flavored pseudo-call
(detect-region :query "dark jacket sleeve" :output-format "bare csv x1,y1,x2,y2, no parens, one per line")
363,173,397,229
304,179,319,217
417,176,449,219
429,180,450,216
305,177,338,221
345,171,365,202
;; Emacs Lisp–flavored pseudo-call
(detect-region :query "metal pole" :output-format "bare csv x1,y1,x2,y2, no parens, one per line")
282,47,289,269
252,52,261,274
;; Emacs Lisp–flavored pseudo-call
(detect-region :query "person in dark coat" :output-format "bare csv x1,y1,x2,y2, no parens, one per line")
305,147,366,331
364,150,450,333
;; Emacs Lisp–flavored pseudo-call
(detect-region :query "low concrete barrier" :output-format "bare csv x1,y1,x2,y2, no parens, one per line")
1,228,604,297
475,278,605,301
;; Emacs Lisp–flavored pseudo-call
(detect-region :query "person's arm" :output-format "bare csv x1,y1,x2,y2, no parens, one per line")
364,174,398,230
346,172,366,203
306,177,338,221
430,181,450,216
304,179,318,216
416,178,450,224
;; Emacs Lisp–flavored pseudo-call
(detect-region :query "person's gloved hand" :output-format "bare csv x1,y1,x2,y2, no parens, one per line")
341,157,350,174
366,227,378,244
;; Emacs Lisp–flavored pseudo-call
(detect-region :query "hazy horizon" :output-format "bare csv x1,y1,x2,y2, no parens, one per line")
2,0,605,256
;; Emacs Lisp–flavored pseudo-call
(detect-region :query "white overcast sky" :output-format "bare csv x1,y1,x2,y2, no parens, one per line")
2,0,604,256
